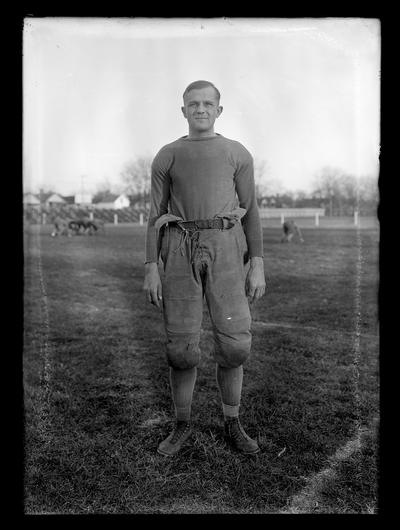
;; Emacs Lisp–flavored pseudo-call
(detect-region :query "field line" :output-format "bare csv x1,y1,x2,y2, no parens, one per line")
280,222,377,514
30,226,54,446
280,416,379,514
251,319,378,340
352,216,364,445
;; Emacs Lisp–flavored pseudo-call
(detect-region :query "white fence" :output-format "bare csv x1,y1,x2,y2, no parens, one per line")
259,208,326,227
112,212,144,225
258,208,362,226
258,208,325,219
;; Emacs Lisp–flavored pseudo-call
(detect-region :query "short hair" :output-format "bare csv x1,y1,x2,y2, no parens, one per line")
183,80,221,102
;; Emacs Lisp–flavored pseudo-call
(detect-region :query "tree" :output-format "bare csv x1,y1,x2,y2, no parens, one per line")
120,156,152,207
290,189,308,207
253,158,282,202
312,166,343,216
358,175,379,215
332,173,355,215
359,175,378,201
312,167,358,216
92,177,117,203
120,156,152,196
312,167,378,216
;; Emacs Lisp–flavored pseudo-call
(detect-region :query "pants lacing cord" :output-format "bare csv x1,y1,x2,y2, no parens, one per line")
173,225,201,263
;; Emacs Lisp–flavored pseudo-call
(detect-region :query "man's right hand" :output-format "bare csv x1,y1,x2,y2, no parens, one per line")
143,262,163,308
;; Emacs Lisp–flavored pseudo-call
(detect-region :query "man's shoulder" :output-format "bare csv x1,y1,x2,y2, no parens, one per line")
158,136,186,152
218,135,253,158
152,137,184,162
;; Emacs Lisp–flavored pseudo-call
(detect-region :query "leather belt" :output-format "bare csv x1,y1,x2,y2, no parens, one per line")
177,218,227,230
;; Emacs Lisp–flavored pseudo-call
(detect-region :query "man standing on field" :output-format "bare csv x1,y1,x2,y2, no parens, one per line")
143,80,266,457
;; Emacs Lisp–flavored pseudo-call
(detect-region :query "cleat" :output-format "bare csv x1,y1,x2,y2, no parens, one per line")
224,417,260,454
157,421,192,457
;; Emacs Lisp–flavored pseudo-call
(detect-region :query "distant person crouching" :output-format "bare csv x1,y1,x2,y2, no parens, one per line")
51,216,71,237
281,219,304,243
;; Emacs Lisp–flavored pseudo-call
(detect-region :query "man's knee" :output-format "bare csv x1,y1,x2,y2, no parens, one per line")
214,337,251,368
166,335,200,370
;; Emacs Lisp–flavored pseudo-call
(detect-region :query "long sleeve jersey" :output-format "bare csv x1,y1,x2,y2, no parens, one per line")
145,133,263,263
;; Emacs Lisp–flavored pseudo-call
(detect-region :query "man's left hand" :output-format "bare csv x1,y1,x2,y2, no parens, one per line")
245,257,266,303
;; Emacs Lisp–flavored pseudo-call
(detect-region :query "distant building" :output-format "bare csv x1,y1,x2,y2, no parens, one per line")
63,195,75,205
93,193,130,210
45,193,66,207
23,193,41,206
74,193,93,205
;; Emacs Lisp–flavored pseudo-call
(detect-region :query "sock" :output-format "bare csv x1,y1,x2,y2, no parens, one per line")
216,364,243,420
169,367,197,422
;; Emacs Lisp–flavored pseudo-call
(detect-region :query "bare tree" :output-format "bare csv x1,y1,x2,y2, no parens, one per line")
253,158,282,200
313,167,378,216
338,174,359,214
291,189,308,207
358,175,379,215
312,166,344,216
92,177,118,203
120,156,152,207
96,177,114,193
358,175,378,202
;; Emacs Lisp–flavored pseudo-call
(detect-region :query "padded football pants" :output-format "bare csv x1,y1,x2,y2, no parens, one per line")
160,221,251,370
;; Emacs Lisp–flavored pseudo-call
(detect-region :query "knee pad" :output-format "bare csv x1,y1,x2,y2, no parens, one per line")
213,337,251,368
165,336,200,370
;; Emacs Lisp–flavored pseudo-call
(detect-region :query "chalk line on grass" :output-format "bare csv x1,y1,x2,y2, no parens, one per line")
33,227,54,446
352,210,364,444
280,416,378,514
280,214,378,514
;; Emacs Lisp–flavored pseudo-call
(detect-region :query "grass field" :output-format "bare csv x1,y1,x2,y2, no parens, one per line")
23,218,380,514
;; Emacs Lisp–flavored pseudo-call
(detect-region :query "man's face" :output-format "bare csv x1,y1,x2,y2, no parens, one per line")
181,87,223,135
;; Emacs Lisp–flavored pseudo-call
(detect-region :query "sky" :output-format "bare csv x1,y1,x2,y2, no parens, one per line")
23,17,381,196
